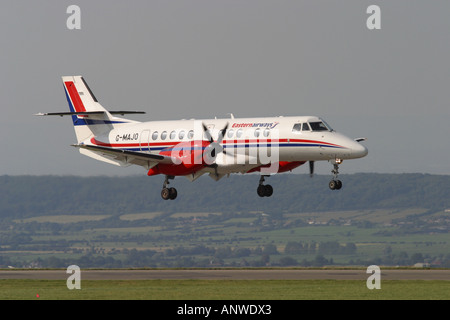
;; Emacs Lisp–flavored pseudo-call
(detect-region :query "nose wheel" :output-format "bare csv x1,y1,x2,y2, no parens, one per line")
257,175,273,197
161,175,177,200
329,159,343,190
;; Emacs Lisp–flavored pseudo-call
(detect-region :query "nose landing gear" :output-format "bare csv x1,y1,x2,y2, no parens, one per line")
161,175,177,200
329,159,343,190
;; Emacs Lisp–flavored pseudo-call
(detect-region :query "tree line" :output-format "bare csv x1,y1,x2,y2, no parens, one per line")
1,173,449,218
0,241,359,269
4,240,447,269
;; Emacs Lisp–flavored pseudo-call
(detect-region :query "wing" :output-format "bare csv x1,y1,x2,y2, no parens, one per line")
72,144,174,169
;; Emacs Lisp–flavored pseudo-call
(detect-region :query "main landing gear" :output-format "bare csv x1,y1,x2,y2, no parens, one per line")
257,175,273,197
161,175,177,200
329,159,343,190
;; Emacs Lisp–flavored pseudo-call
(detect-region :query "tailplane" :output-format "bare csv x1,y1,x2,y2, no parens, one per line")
61,76,140,143
36,76,146,166
37,76,144,143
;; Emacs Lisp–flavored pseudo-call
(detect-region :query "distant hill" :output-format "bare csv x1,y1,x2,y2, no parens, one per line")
0,173,449,218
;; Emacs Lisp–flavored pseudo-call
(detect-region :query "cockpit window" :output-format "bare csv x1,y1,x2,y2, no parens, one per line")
292,123,301,133
309,121,331,132
302,123,311,131
293,121,332,133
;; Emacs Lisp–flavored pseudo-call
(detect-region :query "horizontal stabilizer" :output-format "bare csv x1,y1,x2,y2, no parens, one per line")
36,111,145,117
36,111,104,117
109,111,146,115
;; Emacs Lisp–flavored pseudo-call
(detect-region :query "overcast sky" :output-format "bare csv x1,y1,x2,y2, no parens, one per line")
1,1,449,176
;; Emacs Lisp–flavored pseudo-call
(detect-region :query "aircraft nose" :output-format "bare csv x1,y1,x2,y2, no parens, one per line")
352,142,368,158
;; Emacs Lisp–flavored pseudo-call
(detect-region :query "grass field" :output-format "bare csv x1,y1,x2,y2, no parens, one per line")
0,279,448,300
2,208,449,269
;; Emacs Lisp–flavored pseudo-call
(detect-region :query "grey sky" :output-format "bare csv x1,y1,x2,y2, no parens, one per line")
1,1,449,176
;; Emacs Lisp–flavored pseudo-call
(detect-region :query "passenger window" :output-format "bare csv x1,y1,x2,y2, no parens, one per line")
292,123,301,133
179,130,185,140
263,128,270,137
187,130,194,139
227,129,234,138
161,131,167,140
254,128,260,137
170,130,176,140
152,131,158,140
236,129,243,138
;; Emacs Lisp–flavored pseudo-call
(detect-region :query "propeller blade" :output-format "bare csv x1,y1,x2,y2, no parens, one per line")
309,161,315,177
202,122,229,165
217,122,229,144
202,123,214,143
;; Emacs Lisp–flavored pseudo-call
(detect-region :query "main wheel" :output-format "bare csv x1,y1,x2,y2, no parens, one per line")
257,185,266,197
161,187,170,200
329,180,337,190
329,180,342,190
169,187,177,200
264,184,273,197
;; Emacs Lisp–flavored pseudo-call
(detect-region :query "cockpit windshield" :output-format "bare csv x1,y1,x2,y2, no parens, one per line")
292,119,333,133
309,121,333,132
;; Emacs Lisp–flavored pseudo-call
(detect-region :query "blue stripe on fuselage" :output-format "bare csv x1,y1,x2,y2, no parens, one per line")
116,143,344,153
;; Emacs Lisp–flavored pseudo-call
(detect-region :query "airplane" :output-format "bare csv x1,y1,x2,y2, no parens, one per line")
37,76,368,200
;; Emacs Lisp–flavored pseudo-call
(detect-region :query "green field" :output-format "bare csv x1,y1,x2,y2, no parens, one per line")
0,279,448,300
2,207,449,269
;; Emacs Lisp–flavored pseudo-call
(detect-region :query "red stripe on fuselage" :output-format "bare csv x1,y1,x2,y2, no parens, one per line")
288,139,344,148
91,138,178,148
90,138,344,149
65,81,86,113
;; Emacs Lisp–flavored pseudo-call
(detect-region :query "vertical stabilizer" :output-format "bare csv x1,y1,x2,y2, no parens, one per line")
62,76,135,143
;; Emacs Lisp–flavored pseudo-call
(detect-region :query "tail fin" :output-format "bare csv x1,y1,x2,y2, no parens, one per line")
62,76,137,143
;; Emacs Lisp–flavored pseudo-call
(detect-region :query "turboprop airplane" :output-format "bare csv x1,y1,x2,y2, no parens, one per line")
37,76,368,200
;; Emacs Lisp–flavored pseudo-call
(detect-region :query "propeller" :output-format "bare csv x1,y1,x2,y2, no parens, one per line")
309,161,315,177
202,122,228,161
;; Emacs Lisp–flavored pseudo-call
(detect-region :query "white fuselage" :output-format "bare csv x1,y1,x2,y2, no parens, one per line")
89,115,367,175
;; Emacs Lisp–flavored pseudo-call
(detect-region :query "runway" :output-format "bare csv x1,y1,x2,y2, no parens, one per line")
0,269,448,281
